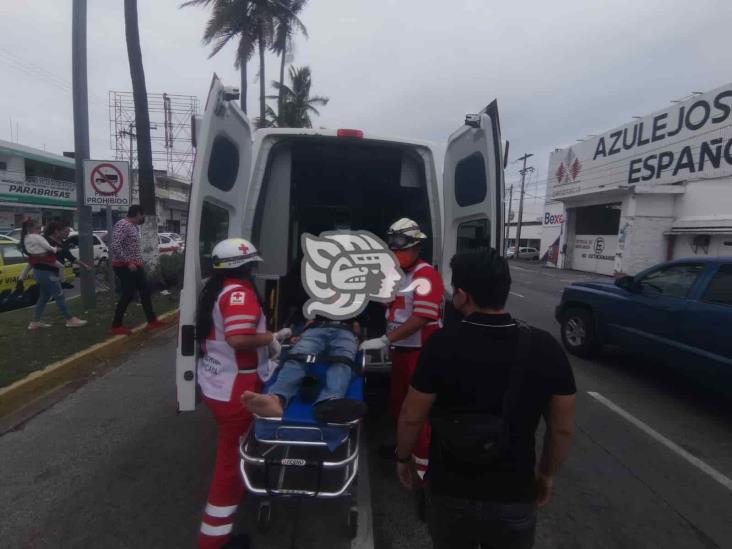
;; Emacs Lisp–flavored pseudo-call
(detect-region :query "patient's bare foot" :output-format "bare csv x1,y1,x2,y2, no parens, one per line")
242,391,284,417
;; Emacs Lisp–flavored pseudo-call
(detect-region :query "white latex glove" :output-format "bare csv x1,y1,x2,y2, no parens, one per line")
274,327,292,342
359,335,390,351
268,337,282,360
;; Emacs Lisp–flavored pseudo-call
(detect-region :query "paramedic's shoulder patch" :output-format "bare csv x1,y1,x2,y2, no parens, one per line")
229,291,246,306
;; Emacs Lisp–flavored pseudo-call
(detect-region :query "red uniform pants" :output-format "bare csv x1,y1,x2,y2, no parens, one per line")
390,347,431,480
198,373,260,549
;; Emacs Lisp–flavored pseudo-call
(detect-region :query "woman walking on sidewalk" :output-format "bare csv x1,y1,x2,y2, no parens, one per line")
17,219,88,330
109,205,164,335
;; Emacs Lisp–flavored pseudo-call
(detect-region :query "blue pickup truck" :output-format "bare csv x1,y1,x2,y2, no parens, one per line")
555,257,732,385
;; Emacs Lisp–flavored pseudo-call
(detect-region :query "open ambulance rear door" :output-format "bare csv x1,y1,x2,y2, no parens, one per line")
441,100,506,287
176,75,254,412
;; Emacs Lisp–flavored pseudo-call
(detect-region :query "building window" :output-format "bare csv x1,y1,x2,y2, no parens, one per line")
200,201,229,276
0,161,7,171
457,218,490,253
454,153,487,207
702,264,732,306
207,135,239,191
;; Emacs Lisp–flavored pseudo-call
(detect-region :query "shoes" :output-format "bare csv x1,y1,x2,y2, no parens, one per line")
28,321,52,330
146,319,166,330
378,444,397,461
66,317,88,328
314,399,368,424
110,326,133,336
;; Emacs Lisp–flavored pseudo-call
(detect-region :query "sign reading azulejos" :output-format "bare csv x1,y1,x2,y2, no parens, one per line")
0,177,77,207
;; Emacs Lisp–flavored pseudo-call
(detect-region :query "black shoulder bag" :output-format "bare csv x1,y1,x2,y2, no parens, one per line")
430,321,532,466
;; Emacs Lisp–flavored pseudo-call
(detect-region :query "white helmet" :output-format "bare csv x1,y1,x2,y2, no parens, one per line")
211,238,262,270
386,218,427,250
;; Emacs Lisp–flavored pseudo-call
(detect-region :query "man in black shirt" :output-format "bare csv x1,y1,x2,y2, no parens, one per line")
396,248,576,549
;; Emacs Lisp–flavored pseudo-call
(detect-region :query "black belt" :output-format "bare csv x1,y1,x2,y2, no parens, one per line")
304,320,353,332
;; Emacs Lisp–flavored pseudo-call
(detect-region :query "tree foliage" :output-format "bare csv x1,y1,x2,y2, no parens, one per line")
266,65,328,128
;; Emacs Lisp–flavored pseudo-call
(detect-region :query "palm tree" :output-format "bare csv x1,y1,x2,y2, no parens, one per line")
266,65,328,128
181,0,256,113
124,0,159,268
271,0,308,125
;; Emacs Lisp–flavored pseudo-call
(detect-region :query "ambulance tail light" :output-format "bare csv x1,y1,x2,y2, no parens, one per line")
337,129,364,139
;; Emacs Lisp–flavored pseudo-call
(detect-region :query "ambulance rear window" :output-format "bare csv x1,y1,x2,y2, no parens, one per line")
454,152,487,206
207,135,239,191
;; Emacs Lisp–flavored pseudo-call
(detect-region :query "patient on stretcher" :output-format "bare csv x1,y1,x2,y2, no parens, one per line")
242,317,367,423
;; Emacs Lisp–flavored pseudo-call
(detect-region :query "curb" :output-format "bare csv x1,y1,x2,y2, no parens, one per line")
0,309,179,420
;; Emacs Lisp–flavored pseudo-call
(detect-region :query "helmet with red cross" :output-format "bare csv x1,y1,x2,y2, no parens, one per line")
211,238,262,270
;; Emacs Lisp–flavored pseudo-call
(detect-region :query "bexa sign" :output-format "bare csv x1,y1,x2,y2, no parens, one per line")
544,212,564,226
547,82,732,199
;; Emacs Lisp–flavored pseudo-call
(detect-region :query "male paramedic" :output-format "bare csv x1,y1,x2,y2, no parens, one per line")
360,218,444,481
397,249,576,549
195,238,290,549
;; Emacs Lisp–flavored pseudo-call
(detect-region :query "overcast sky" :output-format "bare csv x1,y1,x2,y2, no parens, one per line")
2,0,732,218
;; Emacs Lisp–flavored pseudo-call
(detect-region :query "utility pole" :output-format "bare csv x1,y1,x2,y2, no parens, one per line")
514,153,534,259
504,184,513,253
72,0,96,308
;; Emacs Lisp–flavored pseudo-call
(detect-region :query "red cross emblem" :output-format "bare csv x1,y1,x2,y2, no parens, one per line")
238,243,250,254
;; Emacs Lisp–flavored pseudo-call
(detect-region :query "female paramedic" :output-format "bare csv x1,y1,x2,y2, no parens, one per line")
195,237,290,549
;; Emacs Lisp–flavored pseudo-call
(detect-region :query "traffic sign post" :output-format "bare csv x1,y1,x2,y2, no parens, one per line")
84,160,131,295
83,160,131,208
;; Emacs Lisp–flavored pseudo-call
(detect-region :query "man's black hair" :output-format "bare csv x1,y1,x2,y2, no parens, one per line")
127,205,144,217
450,248,511,309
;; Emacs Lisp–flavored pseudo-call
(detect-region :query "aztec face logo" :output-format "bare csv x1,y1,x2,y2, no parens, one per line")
300,231,404,320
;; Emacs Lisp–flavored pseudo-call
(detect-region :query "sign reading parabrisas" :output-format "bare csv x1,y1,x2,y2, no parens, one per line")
83,160,131,208
548,82,732,199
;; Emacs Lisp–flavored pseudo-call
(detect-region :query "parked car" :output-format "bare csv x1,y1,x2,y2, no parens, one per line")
506,246,539,260
556,257,732,388
66,231,109,267
159,233,183,255
0,234,18,243
0,241,75,311
3,228,22,241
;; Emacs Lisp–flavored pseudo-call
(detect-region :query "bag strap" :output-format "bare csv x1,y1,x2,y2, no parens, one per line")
500,320,533,421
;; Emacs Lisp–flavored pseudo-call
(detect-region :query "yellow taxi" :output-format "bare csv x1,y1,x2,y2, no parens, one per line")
0,240,75,311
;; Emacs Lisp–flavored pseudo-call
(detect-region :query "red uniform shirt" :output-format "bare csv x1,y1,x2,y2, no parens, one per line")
387,260,445,347
208,278,262,371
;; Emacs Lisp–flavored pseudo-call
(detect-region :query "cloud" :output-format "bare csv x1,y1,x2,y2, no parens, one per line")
2,0,732,219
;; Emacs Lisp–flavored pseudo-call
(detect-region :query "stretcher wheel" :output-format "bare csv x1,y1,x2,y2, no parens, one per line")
257,502,272,533
347,507,359,539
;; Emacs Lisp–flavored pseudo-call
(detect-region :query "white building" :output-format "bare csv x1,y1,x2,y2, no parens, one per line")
0,140,76,231
540,82,732,275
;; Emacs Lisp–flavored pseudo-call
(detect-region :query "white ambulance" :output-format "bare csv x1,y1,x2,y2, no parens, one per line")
176,75,507,411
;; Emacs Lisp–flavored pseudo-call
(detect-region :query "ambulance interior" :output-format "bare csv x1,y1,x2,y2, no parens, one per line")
252,138,435,337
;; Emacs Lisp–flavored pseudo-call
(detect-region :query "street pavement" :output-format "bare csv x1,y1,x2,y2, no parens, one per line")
1,262,732,548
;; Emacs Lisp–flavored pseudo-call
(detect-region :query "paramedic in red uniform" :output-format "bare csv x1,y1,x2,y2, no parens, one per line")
195,238,290,549
360,218,444,481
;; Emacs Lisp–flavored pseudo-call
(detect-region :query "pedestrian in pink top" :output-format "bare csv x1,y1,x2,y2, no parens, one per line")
109,205,164,335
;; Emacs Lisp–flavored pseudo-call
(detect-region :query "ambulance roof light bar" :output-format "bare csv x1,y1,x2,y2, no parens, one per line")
337,129,364,138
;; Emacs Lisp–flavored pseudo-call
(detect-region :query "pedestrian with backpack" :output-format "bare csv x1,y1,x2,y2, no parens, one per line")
396,248,576,549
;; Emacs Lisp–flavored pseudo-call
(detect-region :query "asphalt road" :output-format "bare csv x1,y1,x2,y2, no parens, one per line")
1,262,731,548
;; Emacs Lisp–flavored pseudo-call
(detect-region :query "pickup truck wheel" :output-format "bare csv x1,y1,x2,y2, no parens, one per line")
561,308,599,357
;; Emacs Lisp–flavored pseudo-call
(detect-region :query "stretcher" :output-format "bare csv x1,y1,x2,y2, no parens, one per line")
239,348,366,537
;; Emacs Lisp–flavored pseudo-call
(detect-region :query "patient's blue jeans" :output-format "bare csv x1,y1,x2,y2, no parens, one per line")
268,326,357,406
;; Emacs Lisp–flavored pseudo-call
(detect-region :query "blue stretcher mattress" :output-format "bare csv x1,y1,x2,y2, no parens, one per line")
254,361,364,451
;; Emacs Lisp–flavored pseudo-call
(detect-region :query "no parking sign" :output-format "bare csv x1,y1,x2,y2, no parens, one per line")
83,160,131,208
